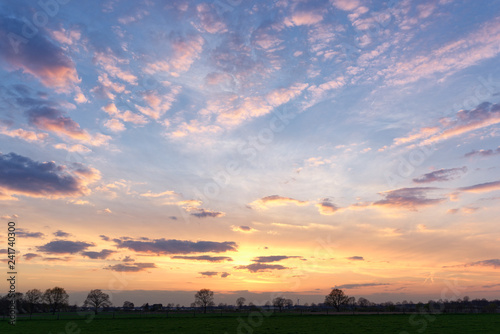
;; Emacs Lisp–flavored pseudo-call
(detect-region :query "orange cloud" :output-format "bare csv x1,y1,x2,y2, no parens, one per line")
250,195,308,209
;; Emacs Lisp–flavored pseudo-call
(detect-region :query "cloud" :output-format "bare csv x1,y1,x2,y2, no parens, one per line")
252,256,301,263
171,255,233,262
104,119,125,132
145,34,204,76
50,27,81,45
214,83,308,126
195,3,227,33
0,18,80,92
100,235,110,241
26,106,88,140
250,195,308,209
81,249,115,259
53,144,92,153
117,8,149,24
373,187,446,210
135,85,181,120
465,147,500,158
53,230,71,237
231,225,256,233
421,103,500,146
98,208,112,214
140,190,177,198
413,167,467,183
37,240,94,254
23,253,39,261
346,256,364,261
0,126,48,143
444,259,500,269
235,263,289,273
43,257,71,262
331,0,361,11
94,49,137,84
284,10,323,27
390,127,440,148
0,153,100,200
392,102,500,149
190,208,225,218
115,238,238,254
199,271,230,278
383,17,500,85
458,180,500,193
316,198,340,215
105,262,156,272
16,228,45,238
101,103,148,125
335,283,391,289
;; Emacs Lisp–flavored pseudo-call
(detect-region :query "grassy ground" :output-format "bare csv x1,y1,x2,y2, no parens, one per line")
1,313,499,333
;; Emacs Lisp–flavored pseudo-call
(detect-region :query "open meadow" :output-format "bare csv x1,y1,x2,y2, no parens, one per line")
1,313,499,334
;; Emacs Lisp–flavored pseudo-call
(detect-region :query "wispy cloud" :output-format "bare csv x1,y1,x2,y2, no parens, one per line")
171,255,233,262
105,262,156,272
250,195,308,209
373,187,446,210
231,225,257,233
458,180,500,193
413,167,467,183
252,256,301,263
235,263,289,273
465,147,500,158
444,259,500,269
335,283,391,289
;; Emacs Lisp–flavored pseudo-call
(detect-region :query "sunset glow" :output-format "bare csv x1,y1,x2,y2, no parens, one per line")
1,0,500,306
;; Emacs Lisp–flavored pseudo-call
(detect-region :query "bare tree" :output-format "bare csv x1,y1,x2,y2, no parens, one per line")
272,297,286,312
43,287,69,314
194,289,214,314
236,297,246,310
324,288,349,312
84,289,112,315
25,289,43,315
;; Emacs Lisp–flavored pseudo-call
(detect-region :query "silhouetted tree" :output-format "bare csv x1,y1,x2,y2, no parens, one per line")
272,297,286,312
324,288,349,312
25,289,43,315
84,289,112,315
358,297,370,308
285,299,294,309
123,301,134,310
195,289,214,314
236,297,246,310
43,287,69,314
347,297,356,312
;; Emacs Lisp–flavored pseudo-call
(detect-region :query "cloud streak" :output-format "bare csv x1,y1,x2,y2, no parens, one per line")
413,167,467,183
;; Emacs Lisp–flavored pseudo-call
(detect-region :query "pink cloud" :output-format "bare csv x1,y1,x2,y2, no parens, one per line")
285,10,323,27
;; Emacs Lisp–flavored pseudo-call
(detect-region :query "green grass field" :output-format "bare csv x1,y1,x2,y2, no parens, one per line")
1,313,499,333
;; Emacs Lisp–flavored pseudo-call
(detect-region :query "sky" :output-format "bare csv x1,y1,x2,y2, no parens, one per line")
1,0,500,307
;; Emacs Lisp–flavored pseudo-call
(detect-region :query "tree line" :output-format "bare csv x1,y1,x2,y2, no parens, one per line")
1,287,499,315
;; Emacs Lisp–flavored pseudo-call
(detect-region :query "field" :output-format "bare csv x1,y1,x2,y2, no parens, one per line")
1,313,499,334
